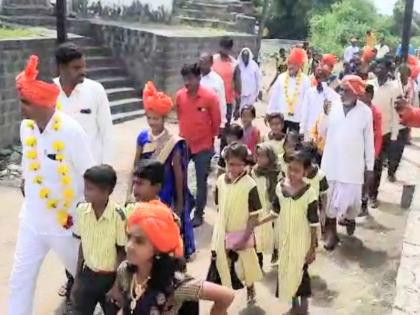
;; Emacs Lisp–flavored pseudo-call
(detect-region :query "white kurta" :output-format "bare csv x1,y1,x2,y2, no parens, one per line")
9,112,95,315
267,72,310,123
54,77,114,164
321,100,374,185
201,70,227,127
238,48,262,108
300,83,340,140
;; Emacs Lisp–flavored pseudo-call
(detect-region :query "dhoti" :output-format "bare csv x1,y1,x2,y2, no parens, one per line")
326,181,362,220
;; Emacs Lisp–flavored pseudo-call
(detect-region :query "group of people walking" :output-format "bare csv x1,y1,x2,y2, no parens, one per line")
7,33,420,315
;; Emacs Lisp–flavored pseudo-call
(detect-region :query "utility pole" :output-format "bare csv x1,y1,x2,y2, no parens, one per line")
56,0,67,44
401,0,414,62
256,0,271,60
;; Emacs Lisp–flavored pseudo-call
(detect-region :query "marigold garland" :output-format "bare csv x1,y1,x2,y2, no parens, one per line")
23,114,74,229
284,71,303,116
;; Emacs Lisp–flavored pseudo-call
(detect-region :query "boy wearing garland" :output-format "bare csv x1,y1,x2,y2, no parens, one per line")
267,47,311,133
9,55,95,315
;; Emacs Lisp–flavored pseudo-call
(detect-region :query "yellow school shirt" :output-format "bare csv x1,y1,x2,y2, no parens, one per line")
73,200,127,272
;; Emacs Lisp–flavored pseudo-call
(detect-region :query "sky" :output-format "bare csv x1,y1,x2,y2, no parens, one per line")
372,0,420,15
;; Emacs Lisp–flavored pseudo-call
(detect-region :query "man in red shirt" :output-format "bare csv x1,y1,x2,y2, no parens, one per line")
360,84,382,213
176,63,221,227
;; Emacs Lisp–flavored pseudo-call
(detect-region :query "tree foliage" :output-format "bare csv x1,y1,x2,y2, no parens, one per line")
309,0,399,56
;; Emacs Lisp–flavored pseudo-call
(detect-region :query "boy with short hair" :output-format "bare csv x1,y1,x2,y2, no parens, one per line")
72,165,126,315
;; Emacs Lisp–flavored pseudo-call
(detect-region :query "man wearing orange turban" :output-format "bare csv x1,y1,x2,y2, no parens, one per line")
10,55,95,315
268,47,311,133
320,74,374,250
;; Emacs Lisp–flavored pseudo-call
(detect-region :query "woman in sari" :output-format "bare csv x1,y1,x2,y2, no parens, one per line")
126,82,196,259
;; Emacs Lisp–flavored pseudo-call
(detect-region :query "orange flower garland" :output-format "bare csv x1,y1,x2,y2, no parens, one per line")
24,114,74,229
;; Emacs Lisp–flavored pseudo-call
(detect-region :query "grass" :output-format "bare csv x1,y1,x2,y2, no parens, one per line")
0,25,47,39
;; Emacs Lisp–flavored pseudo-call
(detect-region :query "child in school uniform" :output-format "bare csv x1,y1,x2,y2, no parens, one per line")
250,143,280,269
241,105,261,158
211,143,263,304
217,123,244,176
258,151,319,315
263,113,286,161
72,165,126,315
302,142,329,236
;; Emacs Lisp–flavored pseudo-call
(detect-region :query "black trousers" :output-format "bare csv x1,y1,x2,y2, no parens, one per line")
283,120,300,134
73,267,118,315
371,128,409,199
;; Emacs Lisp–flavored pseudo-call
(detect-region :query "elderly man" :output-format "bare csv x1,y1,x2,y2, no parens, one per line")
9,55,95,315
320,75,374,250
267,47,311,133
237,47,262,109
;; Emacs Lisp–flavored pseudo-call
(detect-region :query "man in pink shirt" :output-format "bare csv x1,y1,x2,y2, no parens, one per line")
176,63,221,227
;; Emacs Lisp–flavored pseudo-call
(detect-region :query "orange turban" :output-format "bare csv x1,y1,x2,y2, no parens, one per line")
143,81,173,116
407,55,420,79
15,55,59,108
341,75,366,96
288,48,307,67
321,54,337,70
128,200,183,257
362,46,376,63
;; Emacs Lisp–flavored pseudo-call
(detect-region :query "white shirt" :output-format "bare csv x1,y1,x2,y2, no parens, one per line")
343,45,360,62
300,82,340,139
200,71,227,127
267,71,311,123
369,78,402,140
238,59,262,99
375,44,390,59
20,112,95,235
320,101,374,184
54,78,114,164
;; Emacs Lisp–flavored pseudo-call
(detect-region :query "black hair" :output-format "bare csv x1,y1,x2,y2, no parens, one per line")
365,84,374,97
375,57,393,70
224,142,251,164
300,142,319,163
180,63,201,77
225,123,244,140
240,105,256,118
265,112,285,124
284,130,302,150
289,150,312,170
219,36,234,49
55,42,83,65
134,159,164,185
83,164,117,193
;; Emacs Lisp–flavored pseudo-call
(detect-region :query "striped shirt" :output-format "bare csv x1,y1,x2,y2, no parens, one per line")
74,200,126,272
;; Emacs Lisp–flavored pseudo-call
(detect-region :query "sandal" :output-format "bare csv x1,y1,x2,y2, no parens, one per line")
247,286,256,305
58,283,68,297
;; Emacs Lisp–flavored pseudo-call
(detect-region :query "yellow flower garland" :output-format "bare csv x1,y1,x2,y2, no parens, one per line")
284,71,303,116
24,114,75,229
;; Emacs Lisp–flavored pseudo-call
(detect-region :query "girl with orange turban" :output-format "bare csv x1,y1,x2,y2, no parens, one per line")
126,82,196,259
113,201,234,314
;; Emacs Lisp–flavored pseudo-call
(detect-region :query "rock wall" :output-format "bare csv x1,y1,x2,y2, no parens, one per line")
0,38,57,149
73,0,173,23
76,20,257,96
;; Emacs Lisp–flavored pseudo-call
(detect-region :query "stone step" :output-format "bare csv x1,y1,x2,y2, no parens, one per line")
178,16,236,30
112,109,145,124
83,46,112,57
1,5,52,16
70,37,99,48
85,56,119,68
0,15,56,27
110,98,141,115
176,8,236,22
180,1,244,14
106,87,138,102
97,76,132,89
86,66,125,79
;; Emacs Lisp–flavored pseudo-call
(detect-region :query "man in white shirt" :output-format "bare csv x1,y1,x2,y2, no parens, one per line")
369,58,407,207
375,37,390,59
343,38,360,63
300,62,340,140
237,47,262,108
54,43,114,165
267,47,311,133
199,52,227,129
9,56,95,315
321,75,374,251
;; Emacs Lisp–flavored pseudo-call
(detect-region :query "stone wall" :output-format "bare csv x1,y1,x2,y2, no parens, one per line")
72,0,173,23
0,37,57,148
78,20,256,96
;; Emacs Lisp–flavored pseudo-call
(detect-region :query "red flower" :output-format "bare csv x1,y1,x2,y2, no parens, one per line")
63,215,74,229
